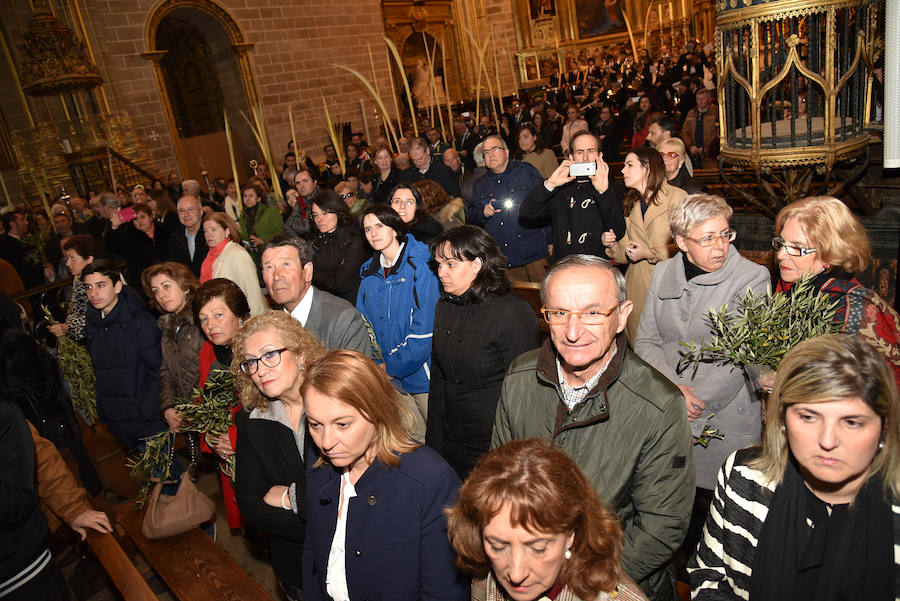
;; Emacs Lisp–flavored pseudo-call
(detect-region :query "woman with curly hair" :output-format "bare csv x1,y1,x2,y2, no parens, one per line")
231,311,327,601
413,179,464,232
601,147,686,342
447,439,646,601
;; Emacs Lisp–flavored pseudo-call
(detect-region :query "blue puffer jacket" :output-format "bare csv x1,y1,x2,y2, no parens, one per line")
356,235,440,394
85,285,165,446
466,159,549,268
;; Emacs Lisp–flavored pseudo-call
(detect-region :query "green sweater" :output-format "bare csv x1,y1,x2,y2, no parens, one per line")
239,203,284,243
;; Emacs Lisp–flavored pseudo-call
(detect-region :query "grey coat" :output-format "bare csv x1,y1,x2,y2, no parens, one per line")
304,286,372,358
634,249,769,490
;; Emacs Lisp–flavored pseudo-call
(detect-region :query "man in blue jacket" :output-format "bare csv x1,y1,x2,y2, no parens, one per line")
466,135,549,282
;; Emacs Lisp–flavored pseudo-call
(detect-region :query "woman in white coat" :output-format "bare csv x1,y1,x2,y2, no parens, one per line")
200,212,267,316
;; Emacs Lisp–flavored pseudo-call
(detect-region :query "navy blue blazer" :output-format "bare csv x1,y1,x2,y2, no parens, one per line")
302,444,468,601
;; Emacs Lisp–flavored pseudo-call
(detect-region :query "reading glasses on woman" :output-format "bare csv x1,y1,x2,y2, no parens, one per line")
683,228,737,248
541,304,620,325
239,347,292,375
771,236,816,257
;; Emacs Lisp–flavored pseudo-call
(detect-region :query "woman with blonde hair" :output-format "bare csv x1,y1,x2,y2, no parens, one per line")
773,196,900,388
447,439,646,601
230,311,327,601
301,349,466,601
689,334,900,600
201,211,267,315
601,147,687,342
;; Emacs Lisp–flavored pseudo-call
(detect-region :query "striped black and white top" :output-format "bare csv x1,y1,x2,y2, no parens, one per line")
687,447,900,600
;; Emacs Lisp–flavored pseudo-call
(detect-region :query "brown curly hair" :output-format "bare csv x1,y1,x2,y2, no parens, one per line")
230,311,326,411
447,439,624,599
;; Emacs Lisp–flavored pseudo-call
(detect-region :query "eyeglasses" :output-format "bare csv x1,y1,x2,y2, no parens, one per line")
541,304,619,325
662,151,681,160
339,193,354,200
684,229,737,247
391,199,415,207
239,347,292,375
483,146,506,155
772,236,816,257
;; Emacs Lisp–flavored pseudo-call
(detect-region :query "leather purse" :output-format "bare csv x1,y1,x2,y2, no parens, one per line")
141,474,215,539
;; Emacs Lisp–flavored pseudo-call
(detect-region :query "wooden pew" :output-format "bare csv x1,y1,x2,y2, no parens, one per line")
116,502,274,601
85,530,159,601
511,281,549,336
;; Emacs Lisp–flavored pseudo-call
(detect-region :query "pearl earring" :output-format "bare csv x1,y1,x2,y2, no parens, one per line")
564,546,572,560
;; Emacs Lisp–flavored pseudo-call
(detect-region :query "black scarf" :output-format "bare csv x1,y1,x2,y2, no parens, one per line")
749,456,894,601
682,252,709,281
244,204,258,238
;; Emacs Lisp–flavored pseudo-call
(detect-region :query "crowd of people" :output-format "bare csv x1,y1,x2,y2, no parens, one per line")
1,41,899,601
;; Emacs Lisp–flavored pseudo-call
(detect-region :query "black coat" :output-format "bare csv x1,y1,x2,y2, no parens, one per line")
234,409,308,589
105,224,170,296
311,224,369,304
84,285,165,447
372,168,412,205
164,225,208,278
404,159,461,198
426,290,541,478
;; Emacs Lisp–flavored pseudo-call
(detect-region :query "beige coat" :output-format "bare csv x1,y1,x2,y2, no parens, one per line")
605,182,686,343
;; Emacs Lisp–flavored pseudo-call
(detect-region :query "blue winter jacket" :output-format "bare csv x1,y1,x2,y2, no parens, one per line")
466,159,550,268
85,285,165,446
356,235,439,394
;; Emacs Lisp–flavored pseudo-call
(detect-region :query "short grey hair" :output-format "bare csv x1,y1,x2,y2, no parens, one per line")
540,254,627,305
669,194,733,239
99,192,120,210
261,234,313,266
482,134,508,151
182,179,201,196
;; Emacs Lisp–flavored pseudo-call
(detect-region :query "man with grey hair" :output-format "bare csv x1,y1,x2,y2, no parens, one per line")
492,254,694,601
260,235,370,357
467,134,548,281
405,137,460,197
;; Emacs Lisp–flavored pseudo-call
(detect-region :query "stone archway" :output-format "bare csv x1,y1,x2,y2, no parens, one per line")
143,0,258,181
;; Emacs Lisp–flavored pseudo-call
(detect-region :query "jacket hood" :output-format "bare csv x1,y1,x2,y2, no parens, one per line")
361,234,432,278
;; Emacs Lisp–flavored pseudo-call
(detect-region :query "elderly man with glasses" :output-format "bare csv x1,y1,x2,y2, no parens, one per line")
467,134,548,282
520,130,626,262
492,254,694,601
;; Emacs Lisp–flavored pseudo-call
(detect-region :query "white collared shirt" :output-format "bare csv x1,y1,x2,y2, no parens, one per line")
379,242,405,270
287,286,315,326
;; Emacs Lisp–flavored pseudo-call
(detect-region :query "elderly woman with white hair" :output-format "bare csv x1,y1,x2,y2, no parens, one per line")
634,193,770,554
657,138,704,195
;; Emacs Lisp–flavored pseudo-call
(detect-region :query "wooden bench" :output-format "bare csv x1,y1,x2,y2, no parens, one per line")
85,530,160,601
116,502,273,601
511,281,550,336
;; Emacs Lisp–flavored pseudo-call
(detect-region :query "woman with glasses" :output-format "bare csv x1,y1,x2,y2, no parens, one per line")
389,183,442,244
301,349,467,601
657,138,704,195
334,181,368,216
231,311,327,601
601,147,687,343
634,194,769,558
773,196,900,388
309,189,369,304
357,204,440,426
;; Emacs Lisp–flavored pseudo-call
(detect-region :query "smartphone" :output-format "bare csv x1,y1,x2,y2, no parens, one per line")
569,162,597,177
118,206,136,222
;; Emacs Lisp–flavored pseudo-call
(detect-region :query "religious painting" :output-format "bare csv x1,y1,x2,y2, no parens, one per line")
524,56,539,81
574,0,626,39
529,0,555,19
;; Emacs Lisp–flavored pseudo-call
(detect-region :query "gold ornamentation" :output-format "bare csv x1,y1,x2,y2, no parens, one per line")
18,7,102,96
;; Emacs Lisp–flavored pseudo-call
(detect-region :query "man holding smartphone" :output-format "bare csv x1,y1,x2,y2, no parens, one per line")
520,131,626,261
